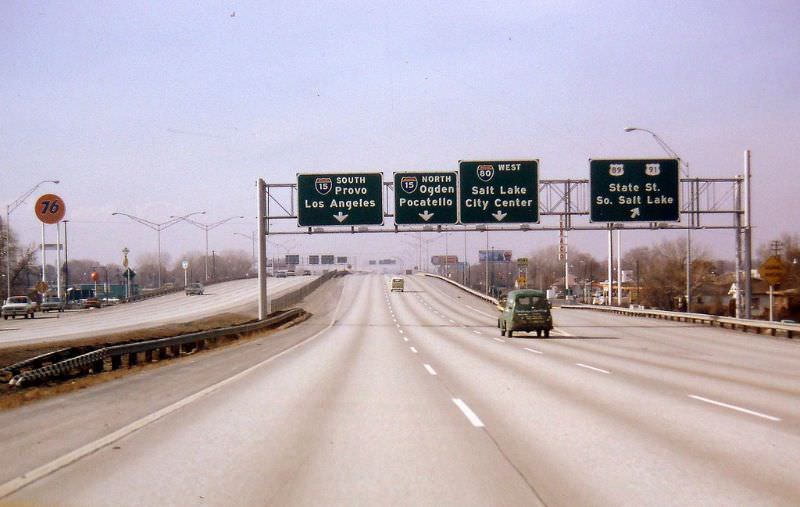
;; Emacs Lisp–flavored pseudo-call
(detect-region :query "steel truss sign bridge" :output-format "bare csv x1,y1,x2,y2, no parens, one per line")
262,162,742,235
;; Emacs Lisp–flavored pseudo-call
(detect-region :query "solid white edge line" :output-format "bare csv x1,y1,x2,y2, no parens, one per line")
423,364,437,376
689,395,781,422
452,398,485,427
523,347,543,354
410,346,418,353
576,363,611,374
0,281,348,500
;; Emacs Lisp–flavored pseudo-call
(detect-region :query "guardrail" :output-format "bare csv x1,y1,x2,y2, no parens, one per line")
4,309,303,387
5,270,345,387
421,273,499,305
561,304,798,339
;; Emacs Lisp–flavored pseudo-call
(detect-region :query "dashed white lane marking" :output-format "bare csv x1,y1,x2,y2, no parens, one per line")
472,330,482,335
523,347,543,354
403,337,409,342
576,363,611,375
493,337,506,343
410,346,418,354
398,329,404,334
448,319,456,324
452,398,485,427
464,305,497,319
423,364,437,376
689,395,781,422
396,324,401,328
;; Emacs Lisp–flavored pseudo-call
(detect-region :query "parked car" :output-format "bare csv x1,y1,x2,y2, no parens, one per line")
185,282,205,296
2,296,37,320
84,297,102,309
40,296,65,312
498,289,553,337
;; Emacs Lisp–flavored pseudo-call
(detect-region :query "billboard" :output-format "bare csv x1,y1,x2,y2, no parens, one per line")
336,256,348,264
285,254,300,265
431,255,459,266
479,250,512,262
308,255,320,265
321,255,335,265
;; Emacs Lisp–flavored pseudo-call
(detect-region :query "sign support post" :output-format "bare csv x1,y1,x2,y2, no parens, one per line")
258,178,268,320
56,221,62,301
769,285,774,322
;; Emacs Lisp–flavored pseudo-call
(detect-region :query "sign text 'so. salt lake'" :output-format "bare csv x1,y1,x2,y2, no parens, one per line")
297,173,384,226
393,171,458,224
458,160,539,224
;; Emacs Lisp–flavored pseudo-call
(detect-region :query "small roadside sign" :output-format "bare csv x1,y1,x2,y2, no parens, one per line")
35,281,48,294
517,257,529,267
34,194,66,224
759,256,786,286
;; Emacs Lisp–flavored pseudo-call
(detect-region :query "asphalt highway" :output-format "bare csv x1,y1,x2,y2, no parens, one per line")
0,276,314,348
1,274,798,506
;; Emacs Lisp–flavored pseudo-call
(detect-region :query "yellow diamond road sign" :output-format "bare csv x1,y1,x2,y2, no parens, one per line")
759,256,786,286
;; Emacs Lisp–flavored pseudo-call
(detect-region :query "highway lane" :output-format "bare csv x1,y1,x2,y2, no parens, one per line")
0,276,315,348
1,274,799,505
1,274,542,506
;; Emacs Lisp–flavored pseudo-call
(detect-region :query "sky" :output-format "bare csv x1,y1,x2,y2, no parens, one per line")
2,0,799,271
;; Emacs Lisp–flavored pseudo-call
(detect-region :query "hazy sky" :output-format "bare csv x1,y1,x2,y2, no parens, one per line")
2,1,799,270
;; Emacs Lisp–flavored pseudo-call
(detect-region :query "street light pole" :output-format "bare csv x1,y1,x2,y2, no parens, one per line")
4,180,60,299
111,211,206,288
624,127,692,312
174,215,244,281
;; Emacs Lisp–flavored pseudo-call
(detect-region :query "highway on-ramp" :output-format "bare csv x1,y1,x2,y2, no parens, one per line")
0,276,315,348
0,274,798,506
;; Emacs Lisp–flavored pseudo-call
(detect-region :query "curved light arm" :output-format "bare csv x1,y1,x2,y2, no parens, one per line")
169,214,241,231
111,212,160,231
160,211,206,230
114,210,205,231
624,127,689,177
8,180,60,215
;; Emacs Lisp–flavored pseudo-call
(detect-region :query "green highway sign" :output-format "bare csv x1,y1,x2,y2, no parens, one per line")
297,173,383,226
590,159,680,222
394,171,458,225
459,160,539,224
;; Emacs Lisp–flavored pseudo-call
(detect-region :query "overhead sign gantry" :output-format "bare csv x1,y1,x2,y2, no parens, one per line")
297,173,383,226
393,171,458,225
458,160,539,224
589,159,680,222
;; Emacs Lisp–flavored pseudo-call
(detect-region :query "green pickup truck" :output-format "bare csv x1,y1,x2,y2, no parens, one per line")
498,289,553,337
